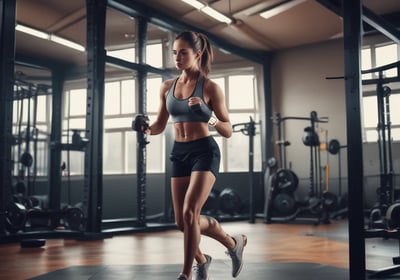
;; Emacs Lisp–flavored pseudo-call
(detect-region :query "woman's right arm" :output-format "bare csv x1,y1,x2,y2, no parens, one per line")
148,80,171,135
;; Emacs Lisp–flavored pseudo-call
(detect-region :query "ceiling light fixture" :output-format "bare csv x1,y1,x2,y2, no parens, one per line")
16,24,49,40
16,23,85,52
201,6,232,24
181,0,205,10
180,0,233,24
259,0,307,20
49,34,85,52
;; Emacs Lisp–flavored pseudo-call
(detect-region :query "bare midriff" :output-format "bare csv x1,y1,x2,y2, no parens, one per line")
173,122,210,142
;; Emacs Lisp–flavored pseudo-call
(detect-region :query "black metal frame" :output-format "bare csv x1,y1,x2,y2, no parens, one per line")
135,17,148,227
0,8,395,277
342,1,366,279
318,0,400,278
83,0,107,235
0,0,16,237
362,61,400,279
48,70,65,222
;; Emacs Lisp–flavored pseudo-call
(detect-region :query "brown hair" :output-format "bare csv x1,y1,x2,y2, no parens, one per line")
175,31,214,76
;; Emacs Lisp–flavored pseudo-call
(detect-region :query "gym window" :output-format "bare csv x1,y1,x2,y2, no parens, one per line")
12,86,52,177
209,73,261,173
62,88,87,175
361,42,400,143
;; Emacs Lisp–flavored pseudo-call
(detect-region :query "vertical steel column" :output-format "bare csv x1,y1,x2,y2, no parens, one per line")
163,124,173,222
84,0,107,233
261,59,274,160
48,70,64,216
261,59,274,224
343,0,366,278
376,79,393,206
248,118,256,224
135,17,148,227
0,0,16,235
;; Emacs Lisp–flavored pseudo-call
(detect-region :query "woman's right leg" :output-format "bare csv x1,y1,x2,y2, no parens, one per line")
171,176,191,279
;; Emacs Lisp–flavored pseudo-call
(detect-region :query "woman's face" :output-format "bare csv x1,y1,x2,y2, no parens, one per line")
173,38,200,71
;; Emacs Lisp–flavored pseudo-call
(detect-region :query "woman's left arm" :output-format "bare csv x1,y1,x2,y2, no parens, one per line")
205,79,232,138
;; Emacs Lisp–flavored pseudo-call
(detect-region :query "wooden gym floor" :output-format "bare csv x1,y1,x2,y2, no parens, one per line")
0,218,399,279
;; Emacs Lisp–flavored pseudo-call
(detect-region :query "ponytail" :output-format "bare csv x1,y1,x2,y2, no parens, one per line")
198,33,213,77
175,31,214,76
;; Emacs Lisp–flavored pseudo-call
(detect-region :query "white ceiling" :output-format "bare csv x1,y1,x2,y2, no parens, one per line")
14,0,400,71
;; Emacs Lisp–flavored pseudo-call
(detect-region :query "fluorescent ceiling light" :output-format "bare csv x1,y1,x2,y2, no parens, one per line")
181,0,205,10
260,0,306,20
50,34,85,52
201,6,232,24
180,0,232,24
15,23,85,52
16,24,49,40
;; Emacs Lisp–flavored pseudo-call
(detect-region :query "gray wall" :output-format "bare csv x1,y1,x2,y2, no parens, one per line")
271,39,346,179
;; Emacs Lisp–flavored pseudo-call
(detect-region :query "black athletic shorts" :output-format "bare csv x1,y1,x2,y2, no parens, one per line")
169,136,220,178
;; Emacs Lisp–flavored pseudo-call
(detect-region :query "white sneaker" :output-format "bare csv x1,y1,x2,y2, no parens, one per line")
192,254,212,280
226,235,247,277
177,273,188,280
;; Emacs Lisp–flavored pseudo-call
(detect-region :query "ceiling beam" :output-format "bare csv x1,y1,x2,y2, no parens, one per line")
317,0,400,43
233,0,285,17
47,7,86,33
362,7,400,43
316,0,342,16
259,0,307,20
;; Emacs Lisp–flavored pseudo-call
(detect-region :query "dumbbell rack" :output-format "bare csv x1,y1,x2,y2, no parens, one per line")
265,111,335,225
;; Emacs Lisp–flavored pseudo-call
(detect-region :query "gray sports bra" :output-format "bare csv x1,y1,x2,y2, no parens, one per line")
166,76,212,123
